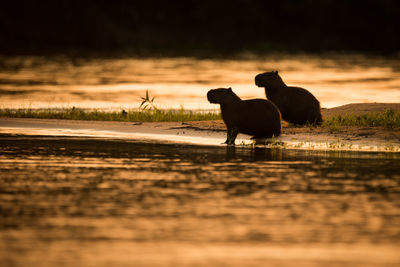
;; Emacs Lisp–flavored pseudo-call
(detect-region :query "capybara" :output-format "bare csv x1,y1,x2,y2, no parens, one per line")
207,87,281,145
255,71,322,125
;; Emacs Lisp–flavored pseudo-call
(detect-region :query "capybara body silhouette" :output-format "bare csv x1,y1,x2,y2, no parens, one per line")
255,71,322,125
207,87,281,145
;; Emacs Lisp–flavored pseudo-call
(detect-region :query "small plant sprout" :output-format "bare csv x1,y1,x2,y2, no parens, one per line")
139,90,158,111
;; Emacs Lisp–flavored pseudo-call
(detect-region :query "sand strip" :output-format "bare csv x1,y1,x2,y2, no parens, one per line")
0,116,398,152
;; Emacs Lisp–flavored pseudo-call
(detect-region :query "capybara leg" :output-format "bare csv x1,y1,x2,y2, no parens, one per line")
224,127,239,145
315,114,323,126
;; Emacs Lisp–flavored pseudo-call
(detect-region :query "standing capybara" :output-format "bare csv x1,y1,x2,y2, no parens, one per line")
207,87,281,145
255,71,322,125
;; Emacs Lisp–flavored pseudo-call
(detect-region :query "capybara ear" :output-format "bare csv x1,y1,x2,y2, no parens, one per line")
274,70,279,75
228,87,232,92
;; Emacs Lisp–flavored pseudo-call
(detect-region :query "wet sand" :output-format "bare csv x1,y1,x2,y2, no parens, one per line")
0,103,399,151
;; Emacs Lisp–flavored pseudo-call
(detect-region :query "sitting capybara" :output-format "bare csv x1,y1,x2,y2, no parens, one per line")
255,71,322,125
207,87,281,145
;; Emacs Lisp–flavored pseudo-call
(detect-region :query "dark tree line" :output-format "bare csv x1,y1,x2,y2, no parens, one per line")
1,0,399,55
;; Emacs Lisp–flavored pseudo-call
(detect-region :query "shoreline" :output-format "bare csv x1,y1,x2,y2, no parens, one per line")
1,103,399,152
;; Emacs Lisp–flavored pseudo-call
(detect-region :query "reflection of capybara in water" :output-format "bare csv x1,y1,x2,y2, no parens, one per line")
207,87,281,145
255,71,322,125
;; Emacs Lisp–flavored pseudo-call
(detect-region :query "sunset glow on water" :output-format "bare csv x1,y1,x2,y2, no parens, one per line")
1,136,400,266
0,54,399,110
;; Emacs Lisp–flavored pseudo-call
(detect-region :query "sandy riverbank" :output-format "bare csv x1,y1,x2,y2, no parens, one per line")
1,103,399,152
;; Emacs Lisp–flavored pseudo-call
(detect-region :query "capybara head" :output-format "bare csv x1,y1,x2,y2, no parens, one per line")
255,71,283,87
207,88,236,104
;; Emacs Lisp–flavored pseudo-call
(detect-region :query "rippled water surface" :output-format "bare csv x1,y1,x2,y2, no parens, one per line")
0,54,399,109
1,135,400,266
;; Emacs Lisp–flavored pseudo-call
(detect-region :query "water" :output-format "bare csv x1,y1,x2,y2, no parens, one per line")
0,54,399,110
1,135,400,266
1,53,400,265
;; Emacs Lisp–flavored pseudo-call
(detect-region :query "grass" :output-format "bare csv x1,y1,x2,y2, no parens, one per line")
0,108,399,127
0,107,221,122
322,109,400,129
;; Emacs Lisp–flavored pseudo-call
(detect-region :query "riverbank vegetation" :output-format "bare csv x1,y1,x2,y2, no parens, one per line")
322,109,400,129
0,108,221,122
1,108,399,127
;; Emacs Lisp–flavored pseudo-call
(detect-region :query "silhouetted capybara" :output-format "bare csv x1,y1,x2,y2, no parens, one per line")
255,71,322,125
207,87,281,145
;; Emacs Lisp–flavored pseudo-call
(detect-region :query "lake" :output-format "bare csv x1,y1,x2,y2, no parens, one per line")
0,135,399,266
0,54,399,110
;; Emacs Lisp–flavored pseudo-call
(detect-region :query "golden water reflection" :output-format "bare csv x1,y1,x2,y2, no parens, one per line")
1,136,400,266
0,54,399,109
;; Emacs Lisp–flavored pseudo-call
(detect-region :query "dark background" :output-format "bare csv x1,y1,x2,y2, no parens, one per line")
1,0,399,56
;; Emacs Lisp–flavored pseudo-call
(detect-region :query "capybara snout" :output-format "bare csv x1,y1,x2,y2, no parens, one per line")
207,88,232,104
206,89,220,103
255,73,266,87
255,71,279,88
